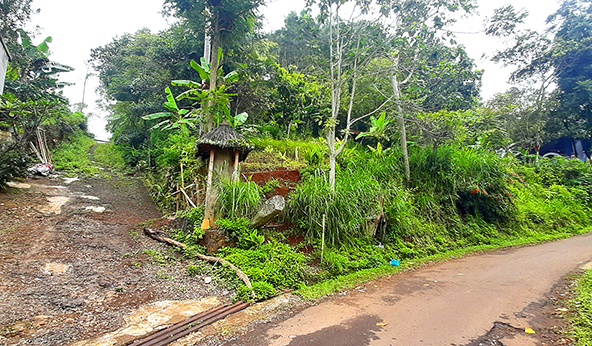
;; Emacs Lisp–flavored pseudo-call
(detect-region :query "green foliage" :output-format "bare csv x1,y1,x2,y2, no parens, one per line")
216,218,264,250
93,142,126,170
220,241,307,293
569,269,592,345
216,179,263,219
287,166,384,246
144,249,171,266
172,206,206,246
303,147,325,167
0,146,30,188
237,281,276,301
51,131,98,174
250,138,324,159
319,239,398,276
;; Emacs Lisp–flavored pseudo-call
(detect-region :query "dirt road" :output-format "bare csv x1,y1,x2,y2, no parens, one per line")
222,234,592,346
0,169,226,345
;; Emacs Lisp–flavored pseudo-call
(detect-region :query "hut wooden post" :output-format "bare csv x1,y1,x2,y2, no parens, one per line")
202,149,216,230
232,148,239,182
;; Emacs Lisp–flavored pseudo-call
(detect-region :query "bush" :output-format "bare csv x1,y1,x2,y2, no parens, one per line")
220,242,307,293
0,146,30,188
216,218,264,250
171,206,206,246
286,168,383,246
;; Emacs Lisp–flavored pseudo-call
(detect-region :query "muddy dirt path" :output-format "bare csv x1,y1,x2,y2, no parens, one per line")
218,234,592,346
0,167,226,345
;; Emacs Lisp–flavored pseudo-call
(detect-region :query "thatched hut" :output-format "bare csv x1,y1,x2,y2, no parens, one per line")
196,123,254,228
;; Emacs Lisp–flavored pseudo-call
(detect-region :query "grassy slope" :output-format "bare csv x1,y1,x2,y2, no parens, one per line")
570,269,592,345
297,230,588,300
51,132,98,175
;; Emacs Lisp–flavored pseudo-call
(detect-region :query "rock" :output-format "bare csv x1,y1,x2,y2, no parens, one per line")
249,195,285,228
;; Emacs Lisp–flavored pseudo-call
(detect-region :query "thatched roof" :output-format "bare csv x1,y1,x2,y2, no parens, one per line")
196,123,254,161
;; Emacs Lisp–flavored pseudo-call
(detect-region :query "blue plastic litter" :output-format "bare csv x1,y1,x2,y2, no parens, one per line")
389,259,400,266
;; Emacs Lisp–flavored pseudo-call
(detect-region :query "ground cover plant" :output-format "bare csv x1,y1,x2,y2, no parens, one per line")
51,130,99,175
568,269,592,345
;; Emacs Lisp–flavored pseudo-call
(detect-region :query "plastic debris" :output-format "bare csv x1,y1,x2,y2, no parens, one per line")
389,259,400,266
28,162,54,176
376,322,388,326
204,276,212,284
525,327,535,334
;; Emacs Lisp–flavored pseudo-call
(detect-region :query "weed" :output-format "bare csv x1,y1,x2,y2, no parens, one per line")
568,269,592,345
93,142,126,170
217,218,264,250
144,249,169,266
51,131,98,175
156,270,174,280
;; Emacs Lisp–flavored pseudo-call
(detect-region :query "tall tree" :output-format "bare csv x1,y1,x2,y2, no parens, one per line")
549,0,592,137
163,0,265,130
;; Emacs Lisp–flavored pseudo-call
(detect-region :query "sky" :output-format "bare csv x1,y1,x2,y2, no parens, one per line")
29,0,561,140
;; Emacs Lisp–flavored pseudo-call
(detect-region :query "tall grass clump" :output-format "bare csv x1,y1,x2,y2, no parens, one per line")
287,167,384,246
216,178,264,219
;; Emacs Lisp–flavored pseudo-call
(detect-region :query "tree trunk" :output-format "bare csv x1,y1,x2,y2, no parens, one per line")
207,11,221,132
391,72,410,180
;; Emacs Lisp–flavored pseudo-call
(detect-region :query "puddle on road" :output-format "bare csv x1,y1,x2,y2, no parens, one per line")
36,196,70,215
7,182,31,189
43,262,70,274
71,297,221,346
63,177,79,184
85,206,106,213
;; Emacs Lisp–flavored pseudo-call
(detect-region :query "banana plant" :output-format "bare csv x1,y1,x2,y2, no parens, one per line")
142,87,199,131
356,112,391,141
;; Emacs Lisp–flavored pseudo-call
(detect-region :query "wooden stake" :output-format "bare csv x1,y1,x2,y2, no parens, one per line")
321,214,326,263
203,149,216,228
233,148,239,182
180,187,197,208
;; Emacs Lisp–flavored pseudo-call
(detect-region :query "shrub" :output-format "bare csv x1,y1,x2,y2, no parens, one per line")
220,242,307,292
286,168,383,246
216,218,264,250
0,146,30,188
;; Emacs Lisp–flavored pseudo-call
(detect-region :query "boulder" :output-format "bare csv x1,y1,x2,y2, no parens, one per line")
250,195,285,228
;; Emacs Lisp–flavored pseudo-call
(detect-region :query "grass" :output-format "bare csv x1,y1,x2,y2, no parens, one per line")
296,229,589,300
93,142,126,170
569,268,592,345
250,137,325,159
51,131,98,175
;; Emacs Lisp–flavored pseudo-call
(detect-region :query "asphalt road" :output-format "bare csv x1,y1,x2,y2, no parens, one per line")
226,233,592,346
